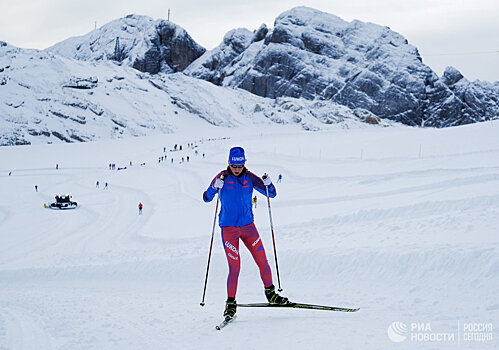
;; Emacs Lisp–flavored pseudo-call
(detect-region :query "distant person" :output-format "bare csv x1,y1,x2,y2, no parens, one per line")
105,182,108,189
35,185,38,192
9,171,12,176
56,164,59,170
96,181,100,188
203,153,205,159
277,174,282,183
187,156,190,162
138,202,143,215
171,158,174,164
130,161,132,166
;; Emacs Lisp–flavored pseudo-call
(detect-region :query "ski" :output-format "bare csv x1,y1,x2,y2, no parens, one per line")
215,315,237,330
237,302,359,312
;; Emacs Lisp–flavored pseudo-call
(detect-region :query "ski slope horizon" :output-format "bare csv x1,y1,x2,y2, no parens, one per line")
0,121,498,349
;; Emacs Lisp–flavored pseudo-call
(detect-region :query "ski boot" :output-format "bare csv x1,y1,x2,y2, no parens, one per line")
265,285,289,305
224,297,237,319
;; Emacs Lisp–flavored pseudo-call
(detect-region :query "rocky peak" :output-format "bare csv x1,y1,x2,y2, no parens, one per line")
441,66,464,86
47,15,205,74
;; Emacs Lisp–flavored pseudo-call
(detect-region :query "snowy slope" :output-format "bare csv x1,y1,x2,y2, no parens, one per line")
0,121,498,349
0,41,208,145
45,15,159,64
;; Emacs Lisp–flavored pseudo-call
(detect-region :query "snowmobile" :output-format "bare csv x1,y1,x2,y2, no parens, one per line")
48,194,77,209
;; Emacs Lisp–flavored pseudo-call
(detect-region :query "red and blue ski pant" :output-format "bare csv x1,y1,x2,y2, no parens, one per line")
221,223,273,298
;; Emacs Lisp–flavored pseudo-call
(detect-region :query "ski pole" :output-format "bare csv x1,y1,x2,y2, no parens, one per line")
265,184,283,292
200,176,223,306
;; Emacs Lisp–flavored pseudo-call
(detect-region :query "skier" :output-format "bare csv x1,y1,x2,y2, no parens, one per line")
35,185,38,192
96,181,99,188
252,196,257,208
104,182,108,189
138,202,143,215
277,174,282,183
203,146,288,320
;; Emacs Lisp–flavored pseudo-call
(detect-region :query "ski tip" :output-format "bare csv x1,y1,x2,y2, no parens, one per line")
215,315,237,330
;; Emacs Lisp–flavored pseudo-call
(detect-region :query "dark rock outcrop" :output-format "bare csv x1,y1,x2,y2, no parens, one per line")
132,21,205,74
185,28,253,84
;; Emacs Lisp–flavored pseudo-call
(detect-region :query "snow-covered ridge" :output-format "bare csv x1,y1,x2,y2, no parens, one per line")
0,41,390,146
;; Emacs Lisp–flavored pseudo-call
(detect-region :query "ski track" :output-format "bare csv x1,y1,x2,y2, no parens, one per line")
0,307,53,350
1,124,498,349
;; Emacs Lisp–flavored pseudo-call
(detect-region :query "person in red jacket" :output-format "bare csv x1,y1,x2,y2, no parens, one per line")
138,202,143,215
203,146,288,319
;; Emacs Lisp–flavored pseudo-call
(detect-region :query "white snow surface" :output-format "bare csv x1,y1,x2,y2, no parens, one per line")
1,121,498,349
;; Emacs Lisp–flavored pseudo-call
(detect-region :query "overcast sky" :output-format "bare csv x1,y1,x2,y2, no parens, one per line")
2,0,498,81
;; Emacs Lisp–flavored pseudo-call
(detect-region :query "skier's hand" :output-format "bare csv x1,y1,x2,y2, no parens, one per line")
262,173,272,186
213,177,224,190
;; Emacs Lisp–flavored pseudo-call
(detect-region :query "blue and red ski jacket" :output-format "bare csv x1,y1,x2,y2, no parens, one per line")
203,167,277,227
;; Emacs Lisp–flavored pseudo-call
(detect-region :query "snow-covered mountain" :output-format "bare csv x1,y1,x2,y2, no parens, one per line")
186,7,499,127
1,7,498,145
0,41,388,146
47,14,205,74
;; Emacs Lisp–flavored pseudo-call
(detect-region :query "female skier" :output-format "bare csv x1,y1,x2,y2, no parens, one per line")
203,146,288,319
